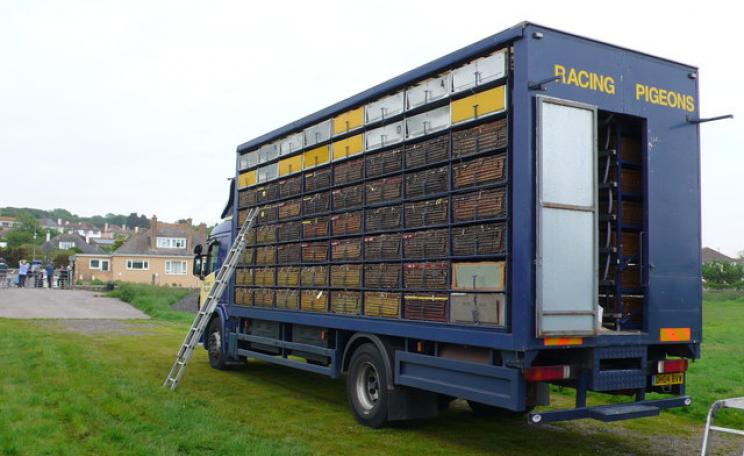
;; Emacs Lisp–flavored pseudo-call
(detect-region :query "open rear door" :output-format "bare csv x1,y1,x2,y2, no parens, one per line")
536,96,598,336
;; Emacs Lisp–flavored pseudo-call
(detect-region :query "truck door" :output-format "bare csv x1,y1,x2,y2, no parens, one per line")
535,96,598,336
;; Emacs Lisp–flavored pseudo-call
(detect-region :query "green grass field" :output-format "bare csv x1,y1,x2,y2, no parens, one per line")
0,286,742,455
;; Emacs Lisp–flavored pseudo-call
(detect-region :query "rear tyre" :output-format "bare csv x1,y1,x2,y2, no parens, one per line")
346,343,390,428
206,318,228,370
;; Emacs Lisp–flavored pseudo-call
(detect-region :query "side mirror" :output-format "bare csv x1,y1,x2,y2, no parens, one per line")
193,255,203,278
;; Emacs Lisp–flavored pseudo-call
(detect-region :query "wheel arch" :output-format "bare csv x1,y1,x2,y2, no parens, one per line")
341,333,400,390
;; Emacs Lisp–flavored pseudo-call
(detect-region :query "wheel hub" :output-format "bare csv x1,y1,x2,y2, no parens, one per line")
356,362,380,412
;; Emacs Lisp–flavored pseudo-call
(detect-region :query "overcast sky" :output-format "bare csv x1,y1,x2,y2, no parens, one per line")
0,1,740,253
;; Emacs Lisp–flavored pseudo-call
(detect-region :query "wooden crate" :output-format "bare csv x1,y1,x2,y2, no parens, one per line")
404,262,449,290
452,223,506,256
619,136,642,163
403,229,448,259
334,157,364,185
239,188,258,208
450,293,505,326
599,200,643,226
302,242,328,263
301,289,328,312
453,189,506,222
302,192,330,216
364,292,401,318
332,184,364,210
256,184,279,204
253,267,275,286
302,216,329,239
406,166,449,198
331,238,362,260
365,205,402,232
275,289,300,310
364,263,401,288
257,204,279,224
276,243,302,264
331,291,361,315
241,248,255,266
608,168,642,193
366,176,402,205
452,154,507,189
235,269,254,286
609,264,642,289
278,198,301,220
452,118,508,159
235,288,253,306
245,228,257,246
276,220,302,242
451,261,505,291
404,133,449,168
366,147,402,178
405,198,449,228
256,225,277,244
364,233,401,260
331,211,363,236
301,265,328,287
304,167,331,192
253,289,274,308
278,175,302,199
276,266,301,287
403,293,448,322
330,264,362,288
255,246,276,265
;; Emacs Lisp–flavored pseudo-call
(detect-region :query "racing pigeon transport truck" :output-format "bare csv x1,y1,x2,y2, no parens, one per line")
194,22,702,427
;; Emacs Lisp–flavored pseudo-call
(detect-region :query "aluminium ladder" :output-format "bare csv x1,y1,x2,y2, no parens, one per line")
701,397,744,456
163,207,259,390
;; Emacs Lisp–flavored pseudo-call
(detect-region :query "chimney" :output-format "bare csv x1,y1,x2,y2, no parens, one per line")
46,232,51,242
150,215,158,250
57,218,62,225
85,235,90,244
185,218,193,227
104,222,109,232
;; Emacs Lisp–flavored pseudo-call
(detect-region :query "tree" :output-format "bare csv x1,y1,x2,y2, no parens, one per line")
702,261,744,287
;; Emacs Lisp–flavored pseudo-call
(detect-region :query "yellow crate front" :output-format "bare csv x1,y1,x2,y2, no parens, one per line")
238,170,257,188
278,154,303,176
332,107,364,136
332,134,364,160
303,145,330,169
450,85,506,124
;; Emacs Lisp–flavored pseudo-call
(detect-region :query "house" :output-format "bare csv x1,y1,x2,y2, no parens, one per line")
0,216,20,229
42,233,106,255
74,216,206,287
701,247,739,264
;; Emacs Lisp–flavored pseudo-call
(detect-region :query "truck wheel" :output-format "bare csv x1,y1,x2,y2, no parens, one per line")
467,400,531,418
347,343,390,428
206,318,228,370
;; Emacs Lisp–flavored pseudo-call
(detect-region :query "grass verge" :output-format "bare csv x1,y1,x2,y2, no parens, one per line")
108,283,193,323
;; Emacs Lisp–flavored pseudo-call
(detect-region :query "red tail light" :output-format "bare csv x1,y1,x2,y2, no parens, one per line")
657,359,688,374
524,365,571,382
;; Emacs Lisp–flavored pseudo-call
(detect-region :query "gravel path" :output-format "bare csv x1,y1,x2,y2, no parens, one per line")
0,288,149,319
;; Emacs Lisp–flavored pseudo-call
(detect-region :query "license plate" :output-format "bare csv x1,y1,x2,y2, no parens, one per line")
652,373,684,386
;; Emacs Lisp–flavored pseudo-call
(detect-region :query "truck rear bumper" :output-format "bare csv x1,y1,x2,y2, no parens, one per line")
528,395,692,424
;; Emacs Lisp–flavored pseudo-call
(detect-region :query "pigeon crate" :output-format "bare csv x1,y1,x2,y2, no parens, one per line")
600,231,641,259
253,267,275,286
332,184,364,210
452,154,507,189
608,264,642,289
275,289,300,311
405,198,449,228
245,228,257,246
256,184,280,204
241,248,255,266
256,225,277,244
277,266,301,287
333,157,365,185
619,136,642,163
276,243,302,264
302,216,329,239
303,192,330,216
366,147,402,178
404,133,449,168
365,205,402,232
235,269,254,286
405,166,449,198
364,233,401,260
331,291,362,315
331,238,363,261
301,289,328,312
302,242,328,263
235,288,253,306
366,176,402,205
453,189,506,222
364,292,401,318
609,167,642,194
304,167,331,192
278,175,302,199
255,246,276,265
330,264,362,288
239,188,258,208
599,200,644,226
277,199,301,220
450,293,505,326
257,204,279,224
452,223,506,256
276,220,302,242
404,262,449,290
451,262,505,291
403,293,449,322
301,265,328,287
364,263,401,288
403,229,449,259
331,211,363,236
253,289,275,308
452,118,508,159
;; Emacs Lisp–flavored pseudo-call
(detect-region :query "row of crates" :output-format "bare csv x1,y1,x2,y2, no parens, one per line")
238,98,508,188
236,260,505,291
239,223,506,264
237,49,507,176
234,288,506,326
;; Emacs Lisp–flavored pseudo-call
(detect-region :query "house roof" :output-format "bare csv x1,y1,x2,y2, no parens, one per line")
115,218,206,257
0,216,18,223
702,247,737,263
42,233,106,254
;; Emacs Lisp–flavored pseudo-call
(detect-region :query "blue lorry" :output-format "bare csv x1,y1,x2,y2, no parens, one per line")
193,22,702,426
